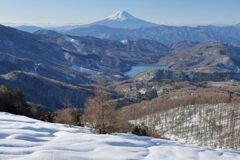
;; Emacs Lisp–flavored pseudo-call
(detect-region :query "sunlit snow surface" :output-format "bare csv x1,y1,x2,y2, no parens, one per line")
0,112,239,160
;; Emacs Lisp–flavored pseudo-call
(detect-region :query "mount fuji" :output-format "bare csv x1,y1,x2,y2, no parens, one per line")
83,10,159,29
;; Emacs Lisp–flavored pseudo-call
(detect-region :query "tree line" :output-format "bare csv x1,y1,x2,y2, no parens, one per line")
0,85,135,135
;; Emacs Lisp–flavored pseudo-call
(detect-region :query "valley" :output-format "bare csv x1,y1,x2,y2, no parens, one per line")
2,22,240,109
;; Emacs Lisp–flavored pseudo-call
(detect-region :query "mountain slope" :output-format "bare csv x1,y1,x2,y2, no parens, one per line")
0,71,92,109
0,25,67,67
0,25,95,84
0,112,239,160
0,25,94,109
158,42,240,73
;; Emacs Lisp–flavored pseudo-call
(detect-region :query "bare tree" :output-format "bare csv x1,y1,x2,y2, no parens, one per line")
83,85,116,134
55,107,78,125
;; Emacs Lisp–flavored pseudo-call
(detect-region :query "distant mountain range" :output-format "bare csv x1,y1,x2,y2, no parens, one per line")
15,11,240,47
16,25,42,33
64,25,240,47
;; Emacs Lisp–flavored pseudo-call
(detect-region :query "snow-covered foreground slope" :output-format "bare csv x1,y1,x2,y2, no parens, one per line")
0,112,239,160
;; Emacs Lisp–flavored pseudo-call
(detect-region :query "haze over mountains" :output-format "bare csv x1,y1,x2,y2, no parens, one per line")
16,10,158,32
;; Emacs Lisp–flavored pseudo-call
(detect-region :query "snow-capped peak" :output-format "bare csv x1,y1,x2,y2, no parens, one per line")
88,10,159,29
107,10,135,21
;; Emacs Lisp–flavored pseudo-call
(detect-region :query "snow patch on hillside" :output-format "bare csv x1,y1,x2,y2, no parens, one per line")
121,39,128,44
70,65,99,75
65,36,80,45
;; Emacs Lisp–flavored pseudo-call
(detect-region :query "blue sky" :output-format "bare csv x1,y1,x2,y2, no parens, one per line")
0,0,240,26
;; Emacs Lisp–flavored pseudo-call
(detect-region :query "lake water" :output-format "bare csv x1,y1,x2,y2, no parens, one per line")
126,65,168,77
